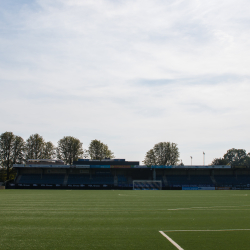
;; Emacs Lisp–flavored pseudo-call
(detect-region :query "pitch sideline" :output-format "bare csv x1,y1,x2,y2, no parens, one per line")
159,231,184,250
159,229,250,250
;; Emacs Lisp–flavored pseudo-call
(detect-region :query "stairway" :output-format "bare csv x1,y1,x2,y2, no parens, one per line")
163,176,168,186
210,175,216,185
114,176,118,186
16,175,22,184
63,175,68,186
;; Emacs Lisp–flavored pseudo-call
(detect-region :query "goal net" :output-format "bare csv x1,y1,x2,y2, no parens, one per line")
133,180,162,190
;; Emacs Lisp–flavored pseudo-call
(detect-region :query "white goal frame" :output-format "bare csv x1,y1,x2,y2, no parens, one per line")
133,180,162,190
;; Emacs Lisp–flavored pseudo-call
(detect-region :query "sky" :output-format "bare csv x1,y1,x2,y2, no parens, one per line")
1,0,250,165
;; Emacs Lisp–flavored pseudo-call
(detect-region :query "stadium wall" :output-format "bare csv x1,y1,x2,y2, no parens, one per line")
8,164,250,190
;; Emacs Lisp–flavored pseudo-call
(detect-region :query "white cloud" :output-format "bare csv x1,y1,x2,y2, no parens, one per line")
0,0,250,164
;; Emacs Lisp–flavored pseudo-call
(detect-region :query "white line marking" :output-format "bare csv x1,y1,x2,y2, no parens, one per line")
159,229,250,249
118,194,137,196
168,205,250,211
163,229,250,232
232,194,248,196
159,231,184,250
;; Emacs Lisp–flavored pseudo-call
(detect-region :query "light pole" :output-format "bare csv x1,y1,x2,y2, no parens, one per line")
190,156,192,166
203,152,205,165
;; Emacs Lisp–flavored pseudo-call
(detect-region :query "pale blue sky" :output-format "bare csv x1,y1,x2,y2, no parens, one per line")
1,0,250,164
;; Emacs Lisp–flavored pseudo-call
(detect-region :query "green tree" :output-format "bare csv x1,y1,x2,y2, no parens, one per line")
43,141,56,159
57,136,83,165
0,132,25,180
88,139,114,160
143,142,180,166
26,134,45,160
223,148,247,166
211,157,229,165
26,134,56,160
244,153,250,167
143,149,156,165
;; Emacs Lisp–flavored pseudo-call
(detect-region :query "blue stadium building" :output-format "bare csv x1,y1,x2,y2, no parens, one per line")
10,158,250,190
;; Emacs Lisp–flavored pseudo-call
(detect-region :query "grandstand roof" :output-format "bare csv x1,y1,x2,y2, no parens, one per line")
73,159,140,166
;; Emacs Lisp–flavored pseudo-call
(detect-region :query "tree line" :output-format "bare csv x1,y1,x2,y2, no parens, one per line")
211,148,250,167
0,132,181,181
0,132,114,180
2,131,248,182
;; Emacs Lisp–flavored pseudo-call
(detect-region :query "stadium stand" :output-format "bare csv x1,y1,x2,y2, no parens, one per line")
214,174,250,186
11,159,250,190
18,174,65,184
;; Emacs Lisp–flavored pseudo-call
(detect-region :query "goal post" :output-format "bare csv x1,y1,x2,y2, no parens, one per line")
133,180,162,190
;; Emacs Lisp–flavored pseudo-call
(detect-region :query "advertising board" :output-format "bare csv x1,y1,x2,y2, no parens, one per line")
182,187,199,190
215,187,231,190
198,187,215,190
27,165,69,168
182,187,215,190
13,164,231,169
111,165,131,168
90,165,111,168
175,165,230,169
131,165,231,169
133,165,149,168
13,164,25,168
74,165,90,168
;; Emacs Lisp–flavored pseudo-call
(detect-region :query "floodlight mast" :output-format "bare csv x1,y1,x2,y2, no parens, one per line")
203,152,205,165
190,156,192,165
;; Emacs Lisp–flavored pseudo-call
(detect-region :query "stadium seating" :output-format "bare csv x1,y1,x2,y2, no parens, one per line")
214,175,250,186
117,175,128,187
17,172,250,188
117,175,127,183
187,175,214,186
167,175,214,186
18,174,65,184
67,174,114,185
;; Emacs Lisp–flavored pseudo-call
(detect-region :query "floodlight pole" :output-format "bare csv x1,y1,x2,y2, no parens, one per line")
203,152,205,165
190,156,192,166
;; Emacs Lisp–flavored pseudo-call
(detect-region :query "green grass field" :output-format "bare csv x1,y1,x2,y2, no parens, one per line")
1,190,250,250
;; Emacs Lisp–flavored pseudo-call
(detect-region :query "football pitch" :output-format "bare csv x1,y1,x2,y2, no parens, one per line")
1,190,250,250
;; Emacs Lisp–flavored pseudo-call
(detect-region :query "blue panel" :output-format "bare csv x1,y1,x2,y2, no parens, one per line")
151,165,173,169
182,187,199,190
90,165,111,168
